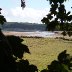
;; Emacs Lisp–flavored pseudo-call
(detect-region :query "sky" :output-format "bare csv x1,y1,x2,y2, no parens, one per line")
0,0,72,24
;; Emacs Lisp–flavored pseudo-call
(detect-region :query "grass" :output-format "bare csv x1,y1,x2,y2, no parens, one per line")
22,37,72,71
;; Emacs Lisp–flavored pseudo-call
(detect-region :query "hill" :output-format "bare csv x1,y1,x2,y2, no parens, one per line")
2,22,46,32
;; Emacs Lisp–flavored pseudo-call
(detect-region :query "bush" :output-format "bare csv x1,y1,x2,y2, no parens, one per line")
41,50,72,72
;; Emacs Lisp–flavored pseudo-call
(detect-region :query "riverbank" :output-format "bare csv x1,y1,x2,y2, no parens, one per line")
2,31,61,38
2,31,72,39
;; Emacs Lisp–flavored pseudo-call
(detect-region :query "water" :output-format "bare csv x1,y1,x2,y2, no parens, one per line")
2,22,55,37
26,31,55,37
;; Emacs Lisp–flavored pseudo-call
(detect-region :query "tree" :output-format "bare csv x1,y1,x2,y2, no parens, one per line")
41,0,72,36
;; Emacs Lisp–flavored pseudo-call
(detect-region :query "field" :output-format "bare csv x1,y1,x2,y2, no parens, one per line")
22,37,72,71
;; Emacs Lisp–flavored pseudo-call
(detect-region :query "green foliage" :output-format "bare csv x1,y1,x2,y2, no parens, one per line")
41,50,72,72
0,8,6,25
0,15,6,25
0,30,38,72
41,0,72,37
47,0,68,4
42,0,67,30
21,0,26,9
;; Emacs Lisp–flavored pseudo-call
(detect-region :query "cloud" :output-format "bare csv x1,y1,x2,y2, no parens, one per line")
2,7,49,23
11,7,49,23
6,17,13,22
2,10,8,16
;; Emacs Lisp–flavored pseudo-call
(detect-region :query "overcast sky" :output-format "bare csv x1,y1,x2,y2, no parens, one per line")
0,0,72,23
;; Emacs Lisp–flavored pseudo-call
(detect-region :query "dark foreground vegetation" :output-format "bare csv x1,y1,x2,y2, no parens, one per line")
0,0,72,71
0,30,38,72
41,50,72,72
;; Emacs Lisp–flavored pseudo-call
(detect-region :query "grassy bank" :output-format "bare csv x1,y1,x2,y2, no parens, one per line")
22,38,72,71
